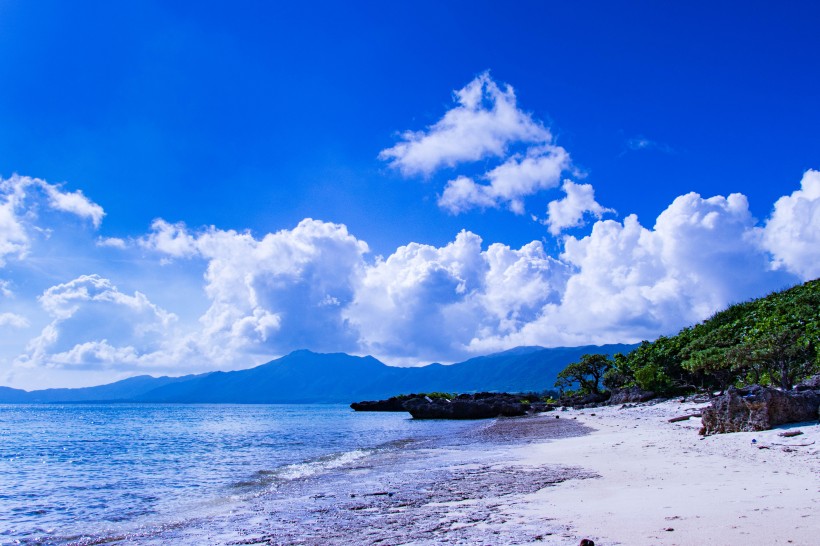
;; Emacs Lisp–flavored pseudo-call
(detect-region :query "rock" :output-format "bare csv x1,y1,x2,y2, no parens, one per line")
699,385,820,435
579,540,595,546
350,395,422,412
609,386,656,405
404,393,530,419
560,392,610,409
794,374,820,391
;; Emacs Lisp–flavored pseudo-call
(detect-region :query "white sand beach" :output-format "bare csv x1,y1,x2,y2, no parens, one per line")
510,401,820,545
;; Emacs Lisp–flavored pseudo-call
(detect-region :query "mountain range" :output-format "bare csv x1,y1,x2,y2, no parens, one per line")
0,344,635,404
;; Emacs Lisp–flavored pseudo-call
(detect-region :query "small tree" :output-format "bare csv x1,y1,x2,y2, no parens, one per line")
555,354,612,395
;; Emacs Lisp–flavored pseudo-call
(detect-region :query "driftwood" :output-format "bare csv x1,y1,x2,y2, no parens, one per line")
779,430,803,437
668,415,692,423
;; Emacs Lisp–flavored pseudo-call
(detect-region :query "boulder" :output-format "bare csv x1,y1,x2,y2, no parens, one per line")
560,392,610,409
350,395,420,412
699,385,820,435
404,393,529,419
609,386,656,405
794,374,820,391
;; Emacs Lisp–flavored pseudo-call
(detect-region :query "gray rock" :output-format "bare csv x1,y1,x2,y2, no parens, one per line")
794,374,820,391
404,393,529,419
700,385,820,435
609,386,656,405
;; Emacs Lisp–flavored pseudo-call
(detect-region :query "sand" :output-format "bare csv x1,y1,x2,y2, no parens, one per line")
510,400,820,545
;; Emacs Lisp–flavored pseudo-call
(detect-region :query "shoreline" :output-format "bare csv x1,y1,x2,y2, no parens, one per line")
68,402,820,545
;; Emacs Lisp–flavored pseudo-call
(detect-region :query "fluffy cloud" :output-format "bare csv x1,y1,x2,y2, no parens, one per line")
0,175,105,265
545,180,614,235
344,231,571,360
41,183,105,228
143,218,370,361
381,73,574,215
469,191,796,353
4,168,818,384
439,146,570,214
18,275,176,369
379,72,551,176
761,169,820,280
0,313,29,328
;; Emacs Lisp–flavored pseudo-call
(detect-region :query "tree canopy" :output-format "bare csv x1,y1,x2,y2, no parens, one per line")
556,279,820,396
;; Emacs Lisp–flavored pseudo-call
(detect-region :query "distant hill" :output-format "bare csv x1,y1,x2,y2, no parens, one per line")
0,344,635,404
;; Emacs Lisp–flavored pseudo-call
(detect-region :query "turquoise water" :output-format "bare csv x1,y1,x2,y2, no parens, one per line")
0,404,482,544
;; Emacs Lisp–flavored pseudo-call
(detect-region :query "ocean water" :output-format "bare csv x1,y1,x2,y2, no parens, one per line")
0,404,484,544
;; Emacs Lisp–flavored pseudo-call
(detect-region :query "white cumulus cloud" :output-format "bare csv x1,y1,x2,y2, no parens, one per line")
143,218,370,362
18,274,177,369
381,73,576,217
761,169,820,280
468,191,795,354
0,175,106,266
0,312,29,328
344,231,571,360
545,180,615,235
379,72,551,176
439,146,570,214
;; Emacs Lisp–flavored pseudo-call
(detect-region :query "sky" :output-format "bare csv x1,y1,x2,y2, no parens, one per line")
1,1,819,389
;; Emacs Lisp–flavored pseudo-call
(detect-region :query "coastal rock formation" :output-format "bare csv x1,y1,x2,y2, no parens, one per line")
609,386,656,405
699,385,820,435
404,393,530,419
350,395,421,412
561,392,610,409
794,374,820,391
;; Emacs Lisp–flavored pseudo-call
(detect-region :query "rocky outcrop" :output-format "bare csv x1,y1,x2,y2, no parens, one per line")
560,391,611,409
609,386,656,405
404,393,530,419
699,385,820,435
350,395,420,412
794,374,820,391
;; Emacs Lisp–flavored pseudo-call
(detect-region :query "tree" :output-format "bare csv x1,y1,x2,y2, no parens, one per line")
555,354,613,395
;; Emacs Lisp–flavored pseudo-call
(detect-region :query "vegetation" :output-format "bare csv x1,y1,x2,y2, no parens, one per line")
555,353,613,395
555,279,820,396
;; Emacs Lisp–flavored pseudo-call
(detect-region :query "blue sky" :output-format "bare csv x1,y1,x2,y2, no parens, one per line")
1,1,818,389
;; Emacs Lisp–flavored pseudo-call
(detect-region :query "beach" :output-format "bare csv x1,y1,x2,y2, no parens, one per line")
89,399,818,545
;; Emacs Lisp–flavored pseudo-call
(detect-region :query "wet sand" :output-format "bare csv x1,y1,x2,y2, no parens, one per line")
86,415,594,545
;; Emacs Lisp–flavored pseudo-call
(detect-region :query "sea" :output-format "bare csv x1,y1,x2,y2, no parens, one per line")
0,403,486,545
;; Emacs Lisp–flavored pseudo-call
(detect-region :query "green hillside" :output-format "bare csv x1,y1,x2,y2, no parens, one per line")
563,279,820,396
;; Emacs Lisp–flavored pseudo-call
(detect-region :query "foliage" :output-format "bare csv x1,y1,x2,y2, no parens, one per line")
555,353,613,395
555,279,820,395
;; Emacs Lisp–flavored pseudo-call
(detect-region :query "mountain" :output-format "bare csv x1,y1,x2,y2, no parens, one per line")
0,344,635,404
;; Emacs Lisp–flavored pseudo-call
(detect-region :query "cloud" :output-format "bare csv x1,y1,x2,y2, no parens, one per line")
0,313,29,328
0,178,29,266
18,274,177,369
622,136,675,155
379,72,551,176
344,231,571,360
4,167,817,384
140,219,198,258
761,169,820,280
380,72,577,216
545,180,615,235
143,218,370,362
96,236,128,249
468,191,795,354
41,183,105,228
439,146,570,214
0,175,105,265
